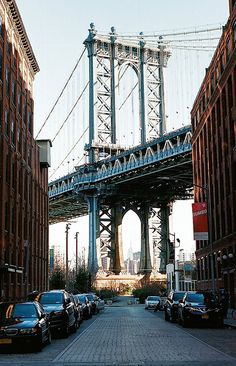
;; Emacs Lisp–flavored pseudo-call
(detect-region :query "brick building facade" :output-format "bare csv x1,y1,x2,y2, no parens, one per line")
191,0,236,306
0,0,50,301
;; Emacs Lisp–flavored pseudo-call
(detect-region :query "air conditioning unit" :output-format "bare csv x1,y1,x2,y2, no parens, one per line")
37,139,52,168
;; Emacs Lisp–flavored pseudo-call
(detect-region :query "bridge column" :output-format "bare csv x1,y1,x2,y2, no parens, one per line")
84,23,97,163
139,36,147,144
110,204,125,274
87,195,99,274
159,204,171,274
139,204,152,273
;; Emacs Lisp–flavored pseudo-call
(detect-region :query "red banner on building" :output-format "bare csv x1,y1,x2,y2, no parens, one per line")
192,202,208,240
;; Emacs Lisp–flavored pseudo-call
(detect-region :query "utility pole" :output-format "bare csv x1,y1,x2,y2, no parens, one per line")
65,223,71,289
75,232,79,275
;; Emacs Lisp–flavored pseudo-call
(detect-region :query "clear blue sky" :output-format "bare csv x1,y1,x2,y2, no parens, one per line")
15,1,229,262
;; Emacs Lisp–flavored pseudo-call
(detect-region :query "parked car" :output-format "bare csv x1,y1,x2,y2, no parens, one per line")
145,296,161,310
85,293,99,314
0,301,51,352
70,294,82,327
36,290,76,337
95,296,105,311
164,291,186,322
178,291,224,328
75,294,92,320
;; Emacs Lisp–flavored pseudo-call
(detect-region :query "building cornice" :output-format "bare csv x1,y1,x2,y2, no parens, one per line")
5,0,39,74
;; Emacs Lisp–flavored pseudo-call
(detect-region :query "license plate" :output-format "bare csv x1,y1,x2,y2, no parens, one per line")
202,314,209,319
0,338,12,344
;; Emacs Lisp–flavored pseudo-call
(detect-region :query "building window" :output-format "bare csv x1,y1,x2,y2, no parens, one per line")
17,93,21,114
23,103,27,125
5,68,10,96
220,52,225,74
23,132,27,161
28,147,31,166
0,52,2,81
0,102,2,128
0,15,3,38
5,152,9,184
226,37,231,62
28,111,32,133
233,21,236,42
11,120,15,145
11,79,16,104
5,110,9,136
5,202,8,231
17,128,21,151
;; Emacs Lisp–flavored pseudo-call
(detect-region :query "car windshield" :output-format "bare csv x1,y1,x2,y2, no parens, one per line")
78,295,86,303
0,303,37,319
86,294,94,301
186,293,204,303
173,293,185,301
39,292,63,304
148,296,160,301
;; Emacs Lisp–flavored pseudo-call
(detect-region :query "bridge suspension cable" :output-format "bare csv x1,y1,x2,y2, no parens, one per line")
101,24,223,40
35,47,86,138
49,126,89,180
51,81,89,143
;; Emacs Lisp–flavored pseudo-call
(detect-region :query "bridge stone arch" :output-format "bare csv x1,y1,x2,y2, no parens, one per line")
84,23,170,164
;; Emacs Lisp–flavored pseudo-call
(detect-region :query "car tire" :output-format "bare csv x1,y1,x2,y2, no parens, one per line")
216,319,224,328
46,329,52,345
71,320,77,333
62,323,70,338
33,334,43,352
164,310,170,321
182,317,189,328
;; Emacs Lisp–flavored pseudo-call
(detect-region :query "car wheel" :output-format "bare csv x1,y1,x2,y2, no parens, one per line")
46,329,52,345
164,310,170,321
216,319,224,328
62,323,70,338
33,334,43,352
182,317,189,328
71,320,77,333
170,312,176,323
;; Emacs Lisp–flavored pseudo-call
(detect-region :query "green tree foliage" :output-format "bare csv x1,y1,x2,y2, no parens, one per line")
132,282,166,303
74,267,91,293
49,267,65,290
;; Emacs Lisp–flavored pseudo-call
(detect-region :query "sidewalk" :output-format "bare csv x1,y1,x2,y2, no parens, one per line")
224,308,236,328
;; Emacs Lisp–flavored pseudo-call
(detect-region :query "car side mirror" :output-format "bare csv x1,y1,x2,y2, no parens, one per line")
179,299,183,303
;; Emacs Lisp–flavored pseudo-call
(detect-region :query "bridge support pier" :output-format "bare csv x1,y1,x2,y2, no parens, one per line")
110,204,125,274
87,195,99,274
139,204,152,273
159,204,171,274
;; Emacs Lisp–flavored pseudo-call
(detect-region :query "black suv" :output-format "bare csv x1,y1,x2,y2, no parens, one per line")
164,291,185,322
36,290,76,337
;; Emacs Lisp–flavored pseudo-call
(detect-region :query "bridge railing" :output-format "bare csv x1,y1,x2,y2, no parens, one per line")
49,143,191,197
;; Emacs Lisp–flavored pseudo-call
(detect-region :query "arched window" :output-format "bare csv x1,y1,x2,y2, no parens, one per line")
233,21,236,43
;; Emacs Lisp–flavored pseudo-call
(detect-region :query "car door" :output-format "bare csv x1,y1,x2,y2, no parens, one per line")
64,293,75,327
166,293,173,316
35,303,48,342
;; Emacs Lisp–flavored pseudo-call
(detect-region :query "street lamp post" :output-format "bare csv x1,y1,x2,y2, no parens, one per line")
65,223,71,289
75,232,79,275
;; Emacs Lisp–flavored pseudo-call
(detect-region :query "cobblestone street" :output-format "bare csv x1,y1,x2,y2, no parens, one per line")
0,298,236,366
